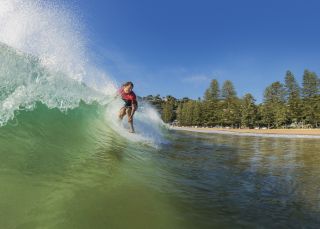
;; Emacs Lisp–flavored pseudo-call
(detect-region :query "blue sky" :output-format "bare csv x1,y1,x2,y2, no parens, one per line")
74,0,320,102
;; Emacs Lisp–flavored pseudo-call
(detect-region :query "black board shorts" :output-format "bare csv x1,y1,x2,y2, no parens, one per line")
123,99,132,108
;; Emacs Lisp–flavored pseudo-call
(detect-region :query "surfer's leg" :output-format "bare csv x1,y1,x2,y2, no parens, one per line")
118,107,126,120
126,107,135,133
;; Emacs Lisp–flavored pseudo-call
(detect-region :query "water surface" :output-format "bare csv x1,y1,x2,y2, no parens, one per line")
1,117,320,229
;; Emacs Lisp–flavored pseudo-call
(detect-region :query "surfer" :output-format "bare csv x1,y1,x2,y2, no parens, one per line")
118,82,138,133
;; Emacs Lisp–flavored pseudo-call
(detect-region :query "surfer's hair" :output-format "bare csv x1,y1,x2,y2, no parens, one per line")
123,81,134,88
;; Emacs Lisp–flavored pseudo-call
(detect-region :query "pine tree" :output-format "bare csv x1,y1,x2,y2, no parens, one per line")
284,71,302,125
221,80,240,127
259,103,274,129
201,100,221,127
302,70,319,127
240,93,257,128
314,96,320,127
285,71,300,100
262,81,286,128
176,103,183,126
203,79,220,126
161,101,175,123
182,101,194,126
302,70,318,98
204,79,220,101
192,101,202,126
221,80,236,100
264,81,286,103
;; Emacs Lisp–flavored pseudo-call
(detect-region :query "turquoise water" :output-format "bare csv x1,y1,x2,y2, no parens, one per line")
1,108,320,228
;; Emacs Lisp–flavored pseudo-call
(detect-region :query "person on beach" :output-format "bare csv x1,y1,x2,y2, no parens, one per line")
118,81,138,133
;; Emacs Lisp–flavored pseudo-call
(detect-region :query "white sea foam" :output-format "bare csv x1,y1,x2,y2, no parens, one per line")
0,0,87,80
0,0,165,145
0,0,115,122
105,99,166,147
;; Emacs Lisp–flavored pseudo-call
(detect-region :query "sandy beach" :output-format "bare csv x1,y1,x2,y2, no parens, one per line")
171,126,320,138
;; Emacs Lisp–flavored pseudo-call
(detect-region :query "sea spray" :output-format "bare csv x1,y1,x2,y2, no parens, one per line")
0,0,87,80
0,0,165,144
0,1,177,228
0,43,106,126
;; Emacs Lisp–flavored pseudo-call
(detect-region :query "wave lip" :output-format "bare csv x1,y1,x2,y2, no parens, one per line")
0,0,87,80
0,43,107,126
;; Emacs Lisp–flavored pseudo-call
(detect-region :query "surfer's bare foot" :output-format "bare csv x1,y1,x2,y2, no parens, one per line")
129,130,135,133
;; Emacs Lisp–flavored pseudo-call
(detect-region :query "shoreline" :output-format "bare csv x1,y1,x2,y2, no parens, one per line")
170,126,320,139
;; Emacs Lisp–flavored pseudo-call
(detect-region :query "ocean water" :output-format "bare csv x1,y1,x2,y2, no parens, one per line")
1,1,320,228
1,107,320,228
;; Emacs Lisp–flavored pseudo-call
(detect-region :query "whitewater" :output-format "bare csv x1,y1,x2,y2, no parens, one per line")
0,0,165,145
0,2,179,228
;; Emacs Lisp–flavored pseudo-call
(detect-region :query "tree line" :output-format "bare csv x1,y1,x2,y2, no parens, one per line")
142,70,320,128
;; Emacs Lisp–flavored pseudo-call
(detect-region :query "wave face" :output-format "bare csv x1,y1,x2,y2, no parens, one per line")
0,1,173,228
0,42,164,143
0,43,170,228
0,0,164,141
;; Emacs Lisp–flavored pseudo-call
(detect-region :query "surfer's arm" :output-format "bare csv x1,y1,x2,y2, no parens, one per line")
131,103,137,116
129,93,137,118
